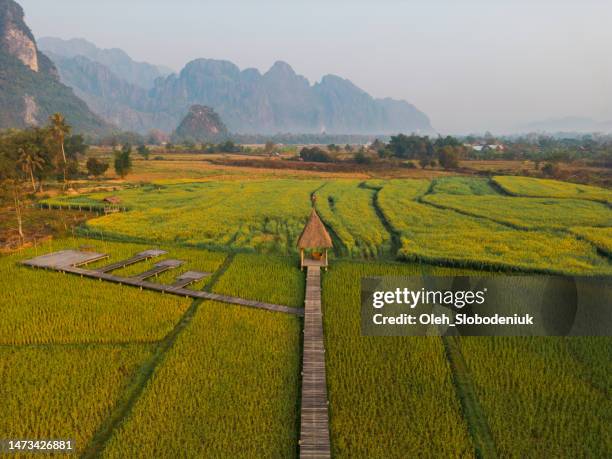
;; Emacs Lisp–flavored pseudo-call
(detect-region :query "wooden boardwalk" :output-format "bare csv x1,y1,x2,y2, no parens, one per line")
171,271,211,288
96,249,167,273
299,266,331,458
132,259,184,280
22,251,302,317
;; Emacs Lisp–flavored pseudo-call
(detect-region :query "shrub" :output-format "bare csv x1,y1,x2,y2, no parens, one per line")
86,157,109,177
300,147,332,163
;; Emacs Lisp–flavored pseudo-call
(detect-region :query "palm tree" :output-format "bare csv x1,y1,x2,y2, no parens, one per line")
18,147,45,192
48,113,71,188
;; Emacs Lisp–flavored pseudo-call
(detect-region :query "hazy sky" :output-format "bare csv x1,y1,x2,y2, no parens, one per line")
18,0,612,134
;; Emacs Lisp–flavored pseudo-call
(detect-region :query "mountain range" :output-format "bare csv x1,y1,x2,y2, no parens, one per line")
39,37,433,136
1,0,432,137
0,0,109,134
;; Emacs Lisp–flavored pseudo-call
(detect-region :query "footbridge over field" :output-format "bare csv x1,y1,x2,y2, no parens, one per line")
22,249,303,317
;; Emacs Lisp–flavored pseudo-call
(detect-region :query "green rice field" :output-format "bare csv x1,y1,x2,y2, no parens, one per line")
2,174,608,456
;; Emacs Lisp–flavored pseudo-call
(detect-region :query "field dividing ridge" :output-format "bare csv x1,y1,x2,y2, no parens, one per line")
442,336,497,459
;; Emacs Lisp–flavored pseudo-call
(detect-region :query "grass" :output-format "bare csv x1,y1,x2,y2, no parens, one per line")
493,175,612,203
101,301,301,458
322,261,475,458
377,180,611,274
211,252,305,307
0,238,201,345
315,180,392,257
0,345,151,457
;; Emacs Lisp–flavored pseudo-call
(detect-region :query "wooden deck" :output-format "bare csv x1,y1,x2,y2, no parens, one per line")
299,266,331,458
96,249,167,273
132,259,184,280
22,250,303,317
23,250,108,269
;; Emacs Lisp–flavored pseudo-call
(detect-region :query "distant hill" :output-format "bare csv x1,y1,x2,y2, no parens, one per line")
38,37,172,89
0,0,110,134
520,116,612,134
42,41,434,135
172,105,228,143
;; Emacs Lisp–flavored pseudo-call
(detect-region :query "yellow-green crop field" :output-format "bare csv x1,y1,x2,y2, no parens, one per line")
44,175,611,274
322,261,611,457
0,346,152,457
422,194,610,230
322,261,476,457
1,237,305,456
102,301,301,458
459,337,611,457
493,175,612,203
377,179,611,274
211,252,305,307
570,226,612,256
5,173,609,457
74,180,322,253
0,238,204,345
314,180,392,257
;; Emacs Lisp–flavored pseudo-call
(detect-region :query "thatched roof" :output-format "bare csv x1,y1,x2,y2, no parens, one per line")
297,209,333,249
103,196,121,204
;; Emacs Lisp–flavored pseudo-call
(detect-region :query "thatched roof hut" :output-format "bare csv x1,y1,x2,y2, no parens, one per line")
297,208,332,269
103,196,121,205
298,209,333,249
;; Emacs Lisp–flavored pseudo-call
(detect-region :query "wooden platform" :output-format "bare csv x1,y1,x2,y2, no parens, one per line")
22,250,303,317
171,271,211,288
299,266,331,458
302,258,328,268
96,249,167,273
23,250,108,269
132,259,184,280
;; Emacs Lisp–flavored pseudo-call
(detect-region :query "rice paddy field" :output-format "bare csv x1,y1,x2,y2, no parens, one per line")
493,175,612,203
2,173,610,457
314,180,392,257
74,180,322,253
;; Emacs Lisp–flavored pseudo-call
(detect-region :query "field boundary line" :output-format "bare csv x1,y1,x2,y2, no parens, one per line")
418,195,612,261
313,182,352,257
203,252,235,292
442,336,498,459
370,185,401,258
490,177,612,205
81,253,235,459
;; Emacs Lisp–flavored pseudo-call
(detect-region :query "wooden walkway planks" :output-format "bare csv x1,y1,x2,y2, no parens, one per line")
171,271,211,288
22,261,303,316
299,266,331,458
96,249,167,273
23,250,108,269
132,259,184,280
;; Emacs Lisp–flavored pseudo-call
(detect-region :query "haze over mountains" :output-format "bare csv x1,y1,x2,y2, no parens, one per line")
519,117,612,135
38,36,433,136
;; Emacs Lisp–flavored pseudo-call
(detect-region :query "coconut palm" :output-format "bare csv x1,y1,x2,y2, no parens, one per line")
48,113,71,188
18,147,45,192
